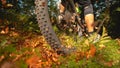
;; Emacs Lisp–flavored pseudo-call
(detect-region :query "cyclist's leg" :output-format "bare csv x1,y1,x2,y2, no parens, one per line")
74,0,94,33
83,0,94,33
84,3,101,43
76,0,100,42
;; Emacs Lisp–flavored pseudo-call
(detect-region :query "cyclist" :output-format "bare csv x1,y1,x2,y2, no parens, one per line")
74,0,95,34
75,0,101,43
58,0,100,43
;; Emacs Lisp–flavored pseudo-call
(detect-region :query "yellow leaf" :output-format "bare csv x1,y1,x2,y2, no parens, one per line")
99,44,105,48
99,40,110,44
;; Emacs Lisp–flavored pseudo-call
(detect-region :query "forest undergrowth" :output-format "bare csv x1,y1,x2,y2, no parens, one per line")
0,26,120,68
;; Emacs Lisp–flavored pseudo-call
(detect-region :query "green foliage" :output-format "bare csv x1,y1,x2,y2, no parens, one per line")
59,53,104,68
57,26,120,67
97,41,120,67
2,44,16,53
0,0,39,33
59,55,79,68
0,41,16,56
15,60,28,68
116,7,120,12
98,27,111,45
34,48,42,57
84,59,103,68
0,28,120,67
48,0,58,17
99,40,120,62
0,39,7,47
0,0,120,67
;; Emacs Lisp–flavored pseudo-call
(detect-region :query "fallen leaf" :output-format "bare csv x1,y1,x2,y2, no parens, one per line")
0,55,5,62
1,30,6,34
86,44,96,59
26,55,42,68
104,61,113,67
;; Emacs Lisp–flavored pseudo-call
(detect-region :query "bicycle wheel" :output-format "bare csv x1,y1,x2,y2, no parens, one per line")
35,0,74,55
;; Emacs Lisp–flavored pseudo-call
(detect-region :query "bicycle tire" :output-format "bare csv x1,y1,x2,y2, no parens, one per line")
35,0,74,55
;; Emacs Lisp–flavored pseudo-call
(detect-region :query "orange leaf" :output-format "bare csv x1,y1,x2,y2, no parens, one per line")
104,61,113,67
86,44,96,59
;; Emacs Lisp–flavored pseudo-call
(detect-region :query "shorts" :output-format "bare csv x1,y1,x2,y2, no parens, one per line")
74,0,94,15
84,4,93,15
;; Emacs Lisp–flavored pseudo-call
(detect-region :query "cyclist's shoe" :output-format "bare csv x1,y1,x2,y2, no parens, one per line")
88,32,101,43
93,33,101,43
